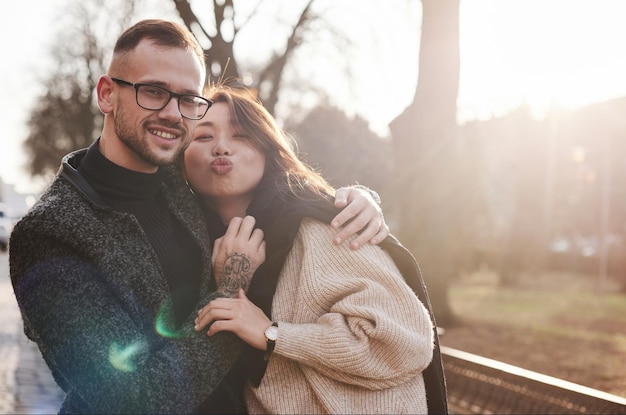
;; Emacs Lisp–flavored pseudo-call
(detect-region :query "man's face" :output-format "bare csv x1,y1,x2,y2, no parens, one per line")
109,40,205,172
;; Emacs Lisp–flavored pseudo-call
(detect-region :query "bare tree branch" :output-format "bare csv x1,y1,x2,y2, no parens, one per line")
174,0,240,82
256,0,316,113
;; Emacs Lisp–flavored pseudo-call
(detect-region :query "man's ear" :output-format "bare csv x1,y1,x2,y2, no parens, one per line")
96,75,114,114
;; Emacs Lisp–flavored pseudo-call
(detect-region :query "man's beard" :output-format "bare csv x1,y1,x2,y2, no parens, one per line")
114,107,187,167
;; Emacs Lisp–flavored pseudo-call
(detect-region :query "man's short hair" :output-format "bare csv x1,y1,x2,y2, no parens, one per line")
114,19,206,70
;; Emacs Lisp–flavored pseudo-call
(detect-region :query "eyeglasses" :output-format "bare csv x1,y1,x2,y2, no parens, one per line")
110,77,212,120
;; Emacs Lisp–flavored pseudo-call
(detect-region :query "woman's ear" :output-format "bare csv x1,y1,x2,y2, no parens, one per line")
96,75,114,114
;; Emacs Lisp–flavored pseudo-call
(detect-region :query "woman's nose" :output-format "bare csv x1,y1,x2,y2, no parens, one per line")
213,137,230,156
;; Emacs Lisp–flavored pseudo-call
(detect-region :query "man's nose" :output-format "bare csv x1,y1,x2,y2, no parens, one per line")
158,97,183,121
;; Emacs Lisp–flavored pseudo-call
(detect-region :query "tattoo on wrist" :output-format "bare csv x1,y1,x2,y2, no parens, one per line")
218,252,251,296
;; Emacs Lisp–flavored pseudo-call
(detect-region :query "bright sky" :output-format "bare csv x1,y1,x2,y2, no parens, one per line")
0,0,68,194
457,0,626,121
2,0,626,194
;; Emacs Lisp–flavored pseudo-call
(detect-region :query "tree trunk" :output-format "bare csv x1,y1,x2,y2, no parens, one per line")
389,0,461,327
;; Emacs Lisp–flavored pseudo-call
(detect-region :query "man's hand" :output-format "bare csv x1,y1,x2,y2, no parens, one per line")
212,216,266,297
332,186,389,250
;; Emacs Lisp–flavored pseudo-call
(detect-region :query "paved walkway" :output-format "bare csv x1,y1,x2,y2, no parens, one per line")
0,252,64,414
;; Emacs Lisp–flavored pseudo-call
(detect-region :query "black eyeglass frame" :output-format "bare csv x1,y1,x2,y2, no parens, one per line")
110,77,212,120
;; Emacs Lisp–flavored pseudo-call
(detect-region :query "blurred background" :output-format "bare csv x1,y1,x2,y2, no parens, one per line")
1,0,624,398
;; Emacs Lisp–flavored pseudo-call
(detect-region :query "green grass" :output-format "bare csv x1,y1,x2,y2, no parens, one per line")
445,270,626,396
450,270,626,329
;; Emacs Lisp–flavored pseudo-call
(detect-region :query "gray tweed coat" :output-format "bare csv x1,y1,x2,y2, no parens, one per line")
9,148,244,414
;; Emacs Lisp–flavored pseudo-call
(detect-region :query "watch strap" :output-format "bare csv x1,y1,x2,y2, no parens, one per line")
264,322,278,361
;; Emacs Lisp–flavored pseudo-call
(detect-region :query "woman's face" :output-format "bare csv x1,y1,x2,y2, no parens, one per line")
184,102,265,210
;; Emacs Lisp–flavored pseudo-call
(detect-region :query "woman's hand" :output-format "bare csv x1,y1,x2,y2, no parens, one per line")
195,289,272,351
332,186,389,250
212,216,266,297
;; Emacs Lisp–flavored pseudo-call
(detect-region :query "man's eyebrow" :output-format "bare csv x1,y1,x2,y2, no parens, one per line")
141,80,201,95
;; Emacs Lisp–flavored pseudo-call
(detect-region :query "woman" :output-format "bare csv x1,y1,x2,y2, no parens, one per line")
187,86,444,414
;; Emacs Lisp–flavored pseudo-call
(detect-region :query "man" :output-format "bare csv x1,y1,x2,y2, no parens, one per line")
9,19,387,413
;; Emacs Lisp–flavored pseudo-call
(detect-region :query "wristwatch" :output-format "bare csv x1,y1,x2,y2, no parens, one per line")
264,322,279,360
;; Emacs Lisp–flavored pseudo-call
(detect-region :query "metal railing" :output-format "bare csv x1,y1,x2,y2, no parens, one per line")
441,346,626,414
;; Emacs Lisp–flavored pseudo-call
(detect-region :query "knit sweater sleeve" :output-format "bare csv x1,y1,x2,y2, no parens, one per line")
271,218,434,389
9,211,243,413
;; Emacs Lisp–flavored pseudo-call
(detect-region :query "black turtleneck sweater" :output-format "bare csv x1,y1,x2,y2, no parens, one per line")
78,142,203,324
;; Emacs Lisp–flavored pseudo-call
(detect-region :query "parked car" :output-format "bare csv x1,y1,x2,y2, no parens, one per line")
0,205,13,252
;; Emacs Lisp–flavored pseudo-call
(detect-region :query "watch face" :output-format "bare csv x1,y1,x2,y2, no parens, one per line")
265,325,279,341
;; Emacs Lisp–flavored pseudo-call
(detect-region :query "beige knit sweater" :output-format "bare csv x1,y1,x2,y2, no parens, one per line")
244,218,434,414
